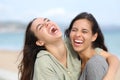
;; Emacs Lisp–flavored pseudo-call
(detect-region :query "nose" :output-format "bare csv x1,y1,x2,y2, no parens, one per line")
75,31,82,37
43,22,49,28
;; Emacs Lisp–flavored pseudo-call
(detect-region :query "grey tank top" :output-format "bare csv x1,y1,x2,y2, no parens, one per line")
79,48,108,80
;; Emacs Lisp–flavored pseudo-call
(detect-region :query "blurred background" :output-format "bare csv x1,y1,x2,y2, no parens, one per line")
0,0,120,80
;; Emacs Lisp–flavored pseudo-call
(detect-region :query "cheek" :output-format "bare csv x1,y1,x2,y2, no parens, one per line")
86,36,94,43
40,29,48,35
36,30,46,40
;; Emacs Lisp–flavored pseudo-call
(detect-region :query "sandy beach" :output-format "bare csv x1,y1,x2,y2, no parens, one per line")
0,50,21,80
0,50,120,80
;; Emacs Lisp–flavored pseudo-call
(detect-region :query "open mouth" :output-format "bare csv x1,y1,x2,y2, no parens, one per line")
50,26,58,34
73,39,83,46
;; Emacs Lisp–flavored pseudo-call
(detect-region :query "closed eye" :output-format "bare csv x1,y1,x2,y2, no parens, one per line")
38,25,44,30
82,29,88,33
36,24,44,31
71,28,78,32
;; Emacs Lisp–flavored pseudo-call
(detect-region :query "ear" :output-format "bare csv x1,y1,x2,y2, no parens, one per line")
92,33,98,42
36,40,44,46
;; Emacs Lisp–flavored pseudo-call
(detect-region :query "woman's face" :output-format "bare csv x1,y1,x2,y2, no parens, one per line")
70,19,97,53
31,17,62,46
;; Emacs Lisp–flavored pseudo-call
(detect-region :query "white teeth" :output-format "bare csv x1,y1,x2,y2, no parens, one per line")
50,26,55,33
50,26,54,31
74,40,83,43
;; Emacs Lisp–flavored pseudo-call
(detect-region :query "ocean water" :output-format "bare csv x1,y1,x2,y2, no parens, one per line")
0,30,120,58
103,31,120,58
0,32,24,50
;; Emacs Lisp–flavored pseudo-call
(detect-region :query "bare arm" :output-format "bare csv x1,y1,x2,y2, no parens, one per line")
101,51,120,80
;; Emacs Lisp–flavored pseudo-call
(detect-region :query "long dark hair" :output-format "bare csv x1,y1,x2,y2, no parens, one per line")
18,18,46,80
65,12,108,51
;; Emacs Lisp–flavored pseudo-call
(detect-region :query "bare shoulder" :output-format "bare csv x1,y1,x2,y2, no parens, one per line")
100,50,112,59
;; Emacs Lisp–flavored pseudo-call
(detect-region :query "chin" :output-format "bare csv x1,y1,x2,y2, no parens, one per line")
73,47,83,52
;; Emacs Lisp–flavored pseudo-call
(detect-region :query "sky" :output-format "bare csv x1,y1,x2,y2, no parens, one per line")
0,0,120,28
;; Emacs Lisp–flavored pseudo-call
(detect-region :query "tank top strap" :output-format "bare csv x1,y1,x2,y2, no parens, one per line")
95,47,103,55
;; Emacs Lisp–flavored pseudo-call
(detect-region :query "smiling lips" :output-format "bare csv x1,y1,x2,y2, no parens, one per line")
73,39,84,46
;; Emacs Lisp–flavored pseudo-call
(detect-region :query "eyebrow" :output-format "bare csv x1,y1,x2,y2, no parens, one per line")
44,18,47,21
44,18,50,22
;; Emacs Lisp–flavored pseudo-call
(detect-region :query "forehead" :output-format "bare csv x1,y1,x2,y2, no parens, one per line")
74,19,91,25
73,19,92,28
32,17,44,27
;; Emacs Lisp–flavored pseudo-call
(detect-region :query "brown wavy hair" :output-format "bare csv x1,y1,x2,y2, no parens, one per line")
18,18,46,80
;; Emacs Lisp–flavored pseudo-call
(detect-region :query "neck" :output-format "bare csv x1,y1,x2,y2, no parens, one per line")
78,48,96,70
46,39,67,67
